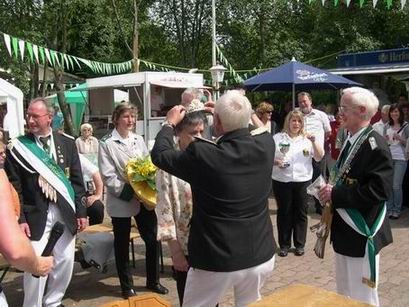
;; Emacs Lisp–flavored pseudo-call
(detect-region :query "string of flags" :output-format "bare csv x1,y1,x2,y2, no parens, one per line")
1,31,254,85
312,0,405,9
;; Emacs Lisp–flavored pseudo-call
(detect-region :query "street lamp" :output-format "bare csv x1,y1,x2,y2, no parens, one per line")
209,63,226,100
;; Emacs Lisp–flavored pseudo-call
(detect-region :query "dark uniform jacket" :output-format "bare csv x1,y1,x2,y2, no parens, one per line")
5,132,87,241
331,129,393,257
151,126,277,272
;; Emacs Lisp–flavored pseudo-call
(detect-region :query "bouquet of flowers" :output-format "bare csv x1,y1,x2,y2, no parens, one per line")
125,156,157,210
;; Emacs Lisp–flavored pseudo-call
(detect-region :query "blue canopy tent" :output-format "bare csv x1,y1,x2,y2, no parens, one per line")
244,58,361,107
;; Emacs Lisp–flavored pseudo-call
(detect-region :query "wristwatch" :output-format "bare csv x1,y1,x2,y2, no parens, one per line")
161,120,175,129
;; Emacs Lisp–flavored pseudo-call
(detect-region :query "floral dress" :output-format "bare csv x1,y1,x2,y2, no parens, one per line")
155,169,193,255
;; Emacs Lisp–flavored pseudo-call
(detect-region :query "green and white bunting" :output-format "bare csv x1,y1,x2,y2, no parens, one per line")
315,0,400,7
1,31,135,75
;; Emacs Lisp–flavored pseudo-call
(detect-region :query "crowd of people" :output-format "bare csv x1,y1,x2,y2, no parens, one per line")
0,84,403,307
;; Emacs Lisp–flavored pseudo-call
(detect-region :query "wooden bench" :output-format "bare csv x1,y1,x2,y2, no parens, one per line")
249,284,373,307
102,293,170,307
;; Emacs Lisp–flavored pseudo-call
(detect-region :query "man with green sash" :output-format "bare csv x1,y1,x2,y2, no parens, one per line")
5,98,87,307
319,87,393,307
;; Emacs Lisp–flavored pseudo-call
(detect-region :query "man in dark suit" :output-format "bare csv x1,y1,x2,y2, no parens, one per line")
5,98,87,307
319,87,393,307
152,90,277,306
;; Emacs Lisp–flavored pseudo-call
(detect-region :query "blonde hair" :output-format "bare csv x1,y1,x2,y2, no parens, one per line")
256,102,273,114
282,110,304,136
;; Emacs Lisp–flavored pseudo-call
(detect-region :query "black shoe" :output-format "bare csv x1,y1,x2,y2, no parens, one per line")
79,259,92,269
295,247,305,256
121,288,137,299
146,283,169,295
278,247,289,257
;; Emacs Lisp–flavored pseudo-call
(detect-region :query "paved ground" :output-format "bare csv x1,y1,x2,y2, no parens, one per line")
3,199,409,307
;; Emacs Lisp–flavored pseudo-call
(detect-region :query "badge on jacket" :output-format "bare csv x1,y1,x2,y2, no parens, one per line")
65,167,70,178
369,137,377,150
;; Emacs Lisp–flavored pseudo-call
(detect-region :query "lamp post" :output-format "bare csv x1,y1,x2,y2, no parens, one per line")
210,63,226,101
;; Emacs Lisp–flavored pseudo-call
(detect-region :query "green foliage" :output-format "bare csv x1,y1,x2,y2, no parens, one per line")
1,0,409,94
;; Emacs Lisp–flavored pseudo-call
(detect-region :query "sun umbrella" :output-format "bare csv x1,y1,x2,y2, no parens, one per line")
244,58,361,107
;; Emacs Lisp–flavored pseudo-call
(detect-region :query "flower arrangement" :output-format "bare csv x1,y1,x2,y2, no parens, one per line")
125,156,157,210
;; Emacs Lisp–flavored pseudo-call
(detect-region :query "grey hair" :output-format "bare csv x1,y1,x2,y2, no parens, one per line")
80,123,93,132
181,87,202,107
381,104,390,114
297,92,312,101
175,111,207,134
30,97,54,114
342,87,379,120
215,90,252,133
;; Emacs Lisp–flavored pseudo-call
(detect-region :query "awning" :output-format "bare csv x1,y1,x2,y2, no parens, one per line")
150,81,211,89
329,63,409,76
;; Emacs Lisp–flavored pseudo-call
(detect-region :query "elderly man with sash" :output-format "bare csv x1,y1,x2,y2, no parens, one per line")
5,98,87,307
319,87,393,307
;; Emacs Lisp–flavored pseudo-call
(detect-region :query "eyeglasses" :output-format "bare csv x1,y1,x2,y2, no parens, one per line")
26,113,49,120
338,105,356,113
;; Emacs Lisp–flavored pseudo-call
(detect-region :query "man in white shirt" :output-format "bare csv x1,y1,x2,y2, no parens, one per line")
297,92,331,214
372,105,390,136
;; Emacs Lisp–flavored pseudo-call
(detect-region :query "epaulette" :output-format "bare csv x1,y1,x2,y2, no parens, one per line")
250,127,268,136
100,133,112,143
194,136,217,146
368,136,378,150
58,131,75,140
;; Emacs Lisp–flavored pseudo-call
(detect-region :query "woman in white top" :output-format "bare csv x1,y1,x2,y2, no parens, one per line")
384,103,409,219
272,110,324,257
99,103,168,299
76,123,99,165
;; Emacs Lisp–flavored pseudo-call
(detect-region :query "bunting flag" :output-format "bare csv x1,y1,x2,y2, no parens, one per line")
3,34,11,56
33,44,39,63
319,0,406,6
18,40,25,61
26,42,33,63
215,44,244,85
1,32,135,75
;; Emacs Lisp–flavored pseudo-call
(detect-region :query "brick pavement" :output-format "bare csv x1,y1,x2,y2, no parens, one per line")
2,199,409,306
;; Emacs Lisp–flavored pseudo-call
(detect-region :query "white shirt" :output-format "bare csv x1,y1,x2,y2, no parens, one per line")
385,125,406,161
372,120,386,136
340,126,369,164
299,108,331,150
272,132,315,183
79,154,99,193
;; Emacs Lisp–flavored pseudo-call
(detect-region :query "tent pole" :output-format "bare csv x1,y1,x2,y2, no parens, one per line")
292,84,295,109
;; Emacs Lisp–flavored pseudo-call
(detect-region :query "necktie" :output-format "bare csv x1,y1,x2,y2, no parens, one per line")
337,140,351,168
39,136,51,155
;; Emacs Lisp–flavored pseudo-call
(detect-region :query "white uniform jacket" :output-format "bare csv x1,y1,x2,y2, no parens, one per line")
99,129,148,217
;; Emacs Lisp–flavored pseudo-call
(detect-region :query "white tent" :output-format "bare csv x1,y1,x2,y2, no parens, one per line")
0,78,25,138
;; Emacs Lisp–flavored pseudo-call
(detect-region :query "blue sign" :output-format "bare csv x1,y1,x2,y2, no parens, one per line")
337,47,409,68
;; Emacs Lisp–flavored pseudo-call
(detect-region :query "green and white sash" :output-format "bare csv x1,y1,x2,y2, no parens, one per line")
336,204,386,288
10,136,75,211
331,126,385,288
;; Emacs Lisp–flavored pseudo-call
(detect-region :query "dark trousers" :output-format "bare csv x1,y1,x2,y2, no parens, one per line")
273,180,309,249
87,199,104,225
111,206,160,292
312,160,323,213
